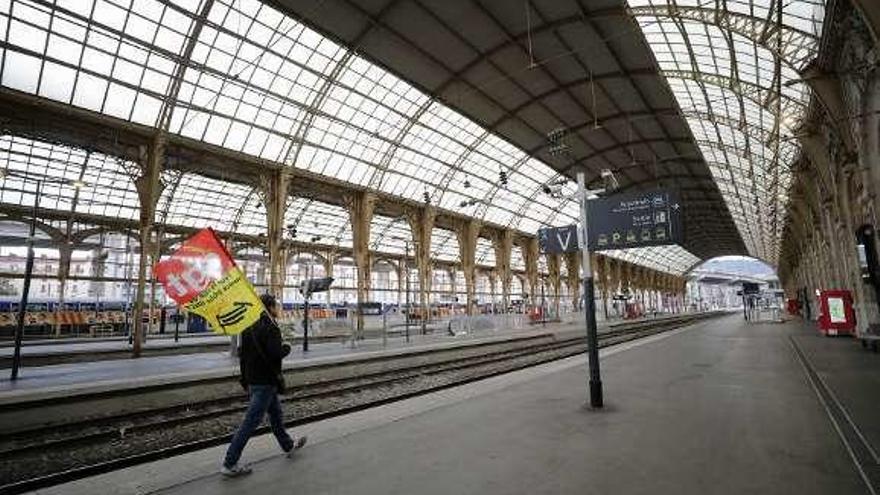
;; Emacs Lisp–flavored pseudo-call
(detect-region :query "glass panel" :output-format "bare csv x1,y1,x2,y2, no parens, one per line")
626,0,823,263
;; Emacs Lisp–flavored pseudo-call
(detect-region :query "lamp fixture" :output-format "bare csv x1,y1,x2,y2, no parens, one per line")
541,177,569,197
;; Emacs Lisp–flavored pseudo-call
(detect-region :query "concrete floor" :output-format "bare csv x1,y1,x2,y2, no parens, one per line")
46,314,873,495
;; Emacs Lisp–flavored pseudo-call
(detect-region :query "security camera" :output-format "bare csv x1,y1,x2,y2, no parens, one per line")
541,177,569,198
600,169,619,191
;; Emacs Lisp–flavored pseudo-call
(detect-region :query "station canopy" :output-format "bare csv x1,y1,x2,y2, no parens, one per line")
0,0,824,275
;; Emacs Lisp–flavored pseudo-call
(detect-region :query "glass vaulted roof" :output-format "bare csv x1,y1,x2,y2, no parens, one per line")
627,0,825,264
603,246,701,275
0,0,720,275
0,0,577,235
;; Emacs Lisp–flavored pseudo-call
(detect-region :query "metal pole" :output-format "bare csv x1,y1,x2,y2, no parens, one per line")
577,172,603,408
303,260,310,352
11,179,40,380
124,231,132,343
421,242,427,336
421,277,427,336
303,296,309,352
405,242,410,343
541,276,546,326
382,306,387,347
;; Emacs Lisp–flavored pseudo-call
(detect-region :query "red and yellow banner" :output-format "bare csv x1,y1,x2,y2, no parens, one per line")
155,228,262,335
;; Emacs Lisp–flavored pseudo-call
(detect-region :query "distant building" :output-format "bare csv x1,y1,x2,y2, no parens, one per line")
0,234,139,302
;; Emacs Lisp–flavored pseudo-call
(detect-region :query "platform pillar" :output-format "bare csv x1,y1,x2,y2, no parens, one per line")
521,238,540,309
54,243,72,337
132,144,165,358
322,252,335,305
454,219,481,318
564,251,581,313
624,262,634,310
128,0,210,356
396,258,405,309
346,191,376,339
262,170,291,299
406,206,436,334
839,165,876,327
678,276,687,313
609,258,622,316
493,229,514,315
592,255,604,318
547,253,561,319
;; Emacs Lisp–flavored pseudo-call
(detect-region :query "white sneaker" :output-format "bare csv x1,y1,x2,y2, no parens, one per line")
285,436,308,458
220,463,253,477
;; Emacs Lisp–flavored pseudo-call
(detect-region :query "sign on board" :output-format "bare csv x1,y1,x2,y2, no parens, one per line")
828,297,846,323
538,224,580,254
587,189,683,251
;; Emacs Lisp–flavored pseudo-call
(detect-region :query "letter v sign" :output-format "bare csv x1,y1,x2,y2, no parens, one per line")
556,229,572,252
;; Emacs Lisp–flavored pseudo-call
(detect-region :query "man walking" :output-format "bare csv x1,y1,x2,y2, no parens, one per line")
221,293,307,477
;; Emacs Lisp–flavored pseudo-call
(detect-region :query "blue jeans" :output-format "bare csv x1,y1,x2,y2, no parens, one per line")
223,384,293,468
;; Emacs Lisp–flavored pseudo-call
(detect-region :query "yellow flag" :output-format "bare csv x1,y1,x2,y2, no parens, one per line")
155,228,263,335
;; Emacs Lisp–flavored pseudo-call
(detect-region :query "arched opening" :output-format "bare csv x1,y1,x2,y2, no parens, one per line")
431,268,454,304
475,271,492,310
0,220,61,302
234,246,269,294
371,259,399,305
0,222,152,338
332,257,357,306
287,252,328,305
686,256,780,313
78,230,144,306
511,275,525,310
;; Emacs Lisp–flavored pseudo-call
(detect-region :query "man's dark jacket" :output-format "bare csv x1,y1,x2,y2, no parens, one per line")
239,313,290,387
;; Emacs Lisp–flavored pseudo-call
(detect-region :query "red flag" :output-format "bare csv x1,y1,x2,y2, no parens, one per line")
156,228,262,335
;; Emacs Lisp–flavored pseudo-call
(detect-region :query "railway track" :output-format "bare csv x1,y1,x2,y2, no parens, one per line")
0,312,724,494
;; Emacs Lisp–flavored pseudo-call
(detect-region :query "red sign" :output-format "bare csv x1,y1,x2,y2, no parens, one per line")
155,229,235,305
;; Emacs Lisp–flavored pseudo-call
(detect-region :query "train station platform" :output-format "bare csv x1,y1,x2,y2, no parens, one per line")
0,315,581,401
0,334,227,358
37,314,879,495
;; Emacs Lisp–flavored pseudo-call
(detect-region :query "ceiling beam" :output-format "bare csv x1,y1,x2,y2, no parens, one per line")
0,87,517,239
